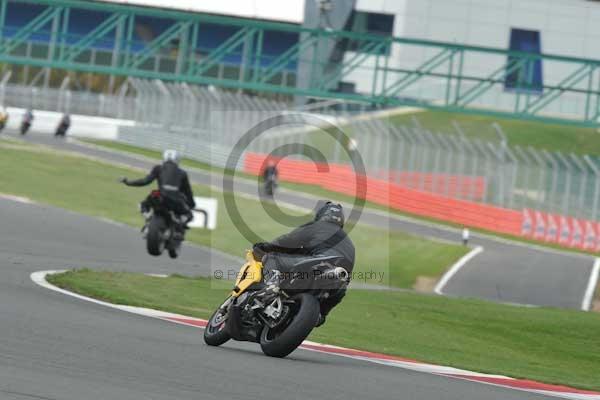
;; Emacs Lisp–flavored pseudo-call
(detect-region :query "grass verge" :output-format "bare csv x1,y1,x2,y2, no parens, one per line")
0,138,467,288
82,139,600,257
390,110,600,156
48,269,600,391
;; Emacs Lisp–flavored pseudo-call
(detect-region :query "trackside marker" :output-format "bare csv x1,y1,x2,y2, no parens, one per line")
32,270,600,400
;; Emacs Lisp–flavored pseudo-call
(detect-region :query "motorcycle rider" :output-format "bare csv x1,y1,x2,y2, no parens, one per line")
0,107,8,132
21,109,33,134
252,201,354,327
262,159,278,195
120,149,195,239
262,159,278,183
55,113,71,137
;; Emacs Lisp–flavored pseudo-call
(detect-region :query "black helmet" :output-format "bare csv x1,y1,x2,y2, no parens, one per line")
314,201,345,228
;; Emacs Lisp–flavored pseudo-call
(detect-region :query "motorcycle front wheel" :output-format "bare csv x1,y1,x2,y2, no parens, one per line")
259,293,320,358
204,301,231,346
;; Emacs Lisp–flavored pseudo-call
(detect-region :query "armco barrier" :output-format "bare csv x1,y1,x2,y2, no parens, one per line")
244,153,522,236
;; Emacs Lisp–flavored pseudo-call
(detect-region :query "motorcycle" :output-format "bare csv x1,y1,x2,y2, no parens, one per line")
141,190,184,259
264,175,277,196
0,114,7,132
20,120,31,135
55,124,68,137
204,250,349,358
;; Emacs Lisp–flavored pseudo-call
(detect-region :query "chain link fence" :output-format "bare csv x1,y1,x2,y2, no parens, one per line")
1,75,599,220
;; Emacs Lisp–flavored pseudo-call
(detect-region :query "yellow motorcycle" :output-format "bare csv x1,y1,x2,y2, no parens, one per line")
204,250,349,358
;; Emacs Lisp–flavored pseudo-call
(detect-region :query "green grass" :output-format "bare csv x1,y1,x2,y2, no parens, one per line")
390,110,600,155
48,269,600,391
0,139,467,288
83,138,600,257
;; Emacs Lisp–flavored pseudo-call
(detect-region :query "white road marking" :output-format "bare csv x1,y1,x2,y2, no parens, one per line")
30,270,197,321
434,246,484,295
0,193,34,204
581,258,600,311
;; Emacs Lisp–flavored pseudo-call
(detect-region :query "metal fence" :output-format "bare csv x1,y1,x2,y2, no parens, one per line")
0,71,138,119
2,75,599,221
336,118,600,221
118,79,600,221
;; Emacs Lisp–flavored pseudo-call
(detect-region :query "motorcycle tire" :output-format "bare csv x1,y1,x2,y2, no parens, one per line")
204,303,231,346
265,181,274,196
168,245,179,259
146,216,166,256
259,293,320,358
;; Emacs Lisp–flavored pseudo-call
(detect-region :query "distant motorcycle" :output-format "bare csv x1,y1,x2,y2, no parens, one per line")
55,115,70,138
20,120,31,135
141,190,184,259
264,175,277,196
21,110,33,135
0,112,8,132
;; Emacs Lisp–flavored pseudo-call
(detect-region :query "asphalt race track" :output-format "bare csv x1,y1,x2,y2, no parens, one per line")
16,132,597,310
0,196,560,400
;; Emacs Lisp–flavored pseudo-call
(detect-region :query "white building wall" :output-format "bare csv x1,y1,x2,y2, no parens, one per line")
95,0,305,24
347,0,600,118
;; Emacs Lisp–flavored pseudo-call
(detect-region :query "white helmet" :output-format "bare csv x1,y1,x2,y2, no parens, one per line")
162,149,180,165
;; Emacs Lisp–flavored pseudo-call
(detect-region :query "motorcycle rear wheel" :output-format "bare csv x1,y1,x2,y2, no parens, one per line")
146,216,166,256
259,293,320,358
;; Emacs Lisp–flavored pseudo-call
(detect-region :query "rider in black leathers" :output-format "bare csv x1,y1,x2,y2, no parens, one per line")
121,150,195,237
252,201,354,327
262,160,278,182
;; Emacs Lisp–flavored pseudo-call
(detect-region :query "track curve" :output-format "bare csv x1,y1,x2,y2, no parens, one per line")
0,196,554,399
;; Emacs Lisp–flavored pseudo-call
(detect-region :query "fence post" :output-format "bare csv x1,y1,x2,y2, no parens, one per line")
542,151,559,215
488,142,505,206
528,147,547,211
504,147,518,209
474,140,493,204
555,152,573,216
570,153,588,219
584,155,600,221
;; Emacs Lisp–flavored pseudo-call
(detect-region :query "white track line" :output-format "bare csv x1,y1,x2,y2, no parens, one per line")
581,258,600,311
0,193,34,204
435,246,484,295
30,270,202,325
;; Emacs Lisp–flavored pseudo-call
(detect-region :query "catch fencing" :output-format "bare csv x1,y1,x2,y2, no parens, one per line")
2,76,600,250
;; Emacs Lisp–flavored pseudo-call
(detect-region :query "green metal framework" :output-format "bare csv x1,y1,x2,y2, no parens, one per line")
2,0,600,126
